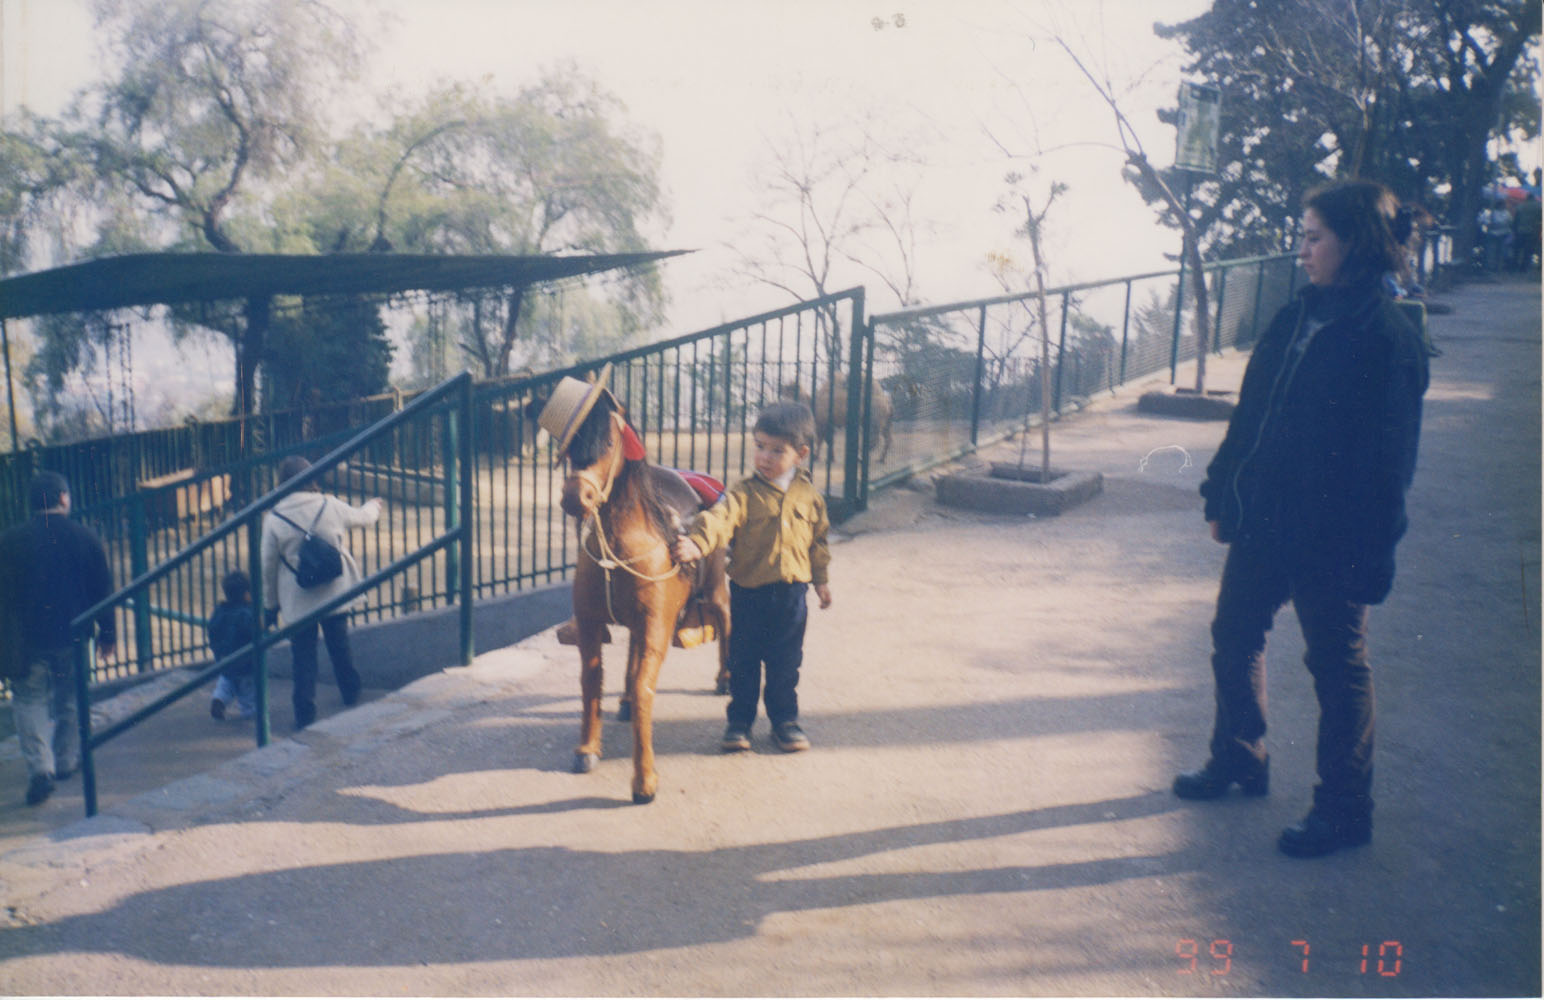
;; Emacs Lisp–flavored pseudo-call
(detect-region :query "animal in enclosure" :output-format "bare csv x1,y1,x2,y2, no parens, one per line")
539,367,731,804
781,378,894,463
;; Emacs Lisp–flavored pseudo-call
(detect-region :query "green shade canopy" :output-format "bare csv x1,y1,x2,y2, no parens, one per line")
0,250,690,320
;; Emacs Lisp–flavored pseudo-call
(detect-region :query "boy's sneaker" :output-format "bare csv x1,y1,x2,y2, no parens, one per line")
773,721,811,753
210,699,226,721
720,724,752,753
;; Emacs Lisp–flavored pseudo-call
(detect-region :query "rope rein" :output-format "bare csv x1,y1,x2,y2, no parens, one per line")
575,412,688,623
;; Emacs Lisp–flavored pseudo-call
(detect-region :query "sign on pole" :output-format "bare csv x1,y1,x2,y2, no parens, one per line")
1174,82,1221,173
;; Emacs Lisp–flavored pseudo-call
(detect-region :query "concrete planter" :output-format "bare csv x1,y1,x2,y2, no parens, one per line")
936,464,1104,516
1136,386,1237,420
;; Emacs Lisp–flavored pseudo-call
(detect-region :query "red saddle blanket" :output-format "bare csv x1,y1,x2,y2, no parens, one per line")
669,468,726,506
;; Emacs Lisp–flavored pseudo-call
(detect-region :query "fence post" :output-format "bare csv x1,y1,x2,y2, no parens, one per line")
858,315,877,510
1212,268,1227,353
842,290,866,514
128,496,153,671
75,636,97,817
458,377,475,665
249,516,270,748
1169,261,1185,384
1250,259,1267,342
970,305,987,446
2,318,17,452
1054,292,1070,414
443,409,460,605
1119,279,1133,386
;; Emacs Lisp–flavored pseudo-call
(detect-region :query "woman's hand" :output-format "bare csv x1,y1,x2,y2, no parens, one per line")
673,537,703,564
1209,520,1223,543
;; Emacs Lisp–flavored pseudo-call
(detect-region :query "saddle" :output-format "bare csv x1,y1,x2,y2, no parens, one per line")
650,467,725,649
556,465,726,648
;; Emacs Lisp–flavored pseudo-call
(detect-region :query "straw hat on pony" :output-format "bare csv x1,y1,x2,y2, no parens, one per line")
538,364,617,461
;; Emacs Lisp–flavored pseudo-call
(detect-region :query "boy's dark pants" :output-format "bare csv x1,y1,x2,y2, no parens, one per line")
726,581,808,729
1209,540,1375,821
289,613,361,724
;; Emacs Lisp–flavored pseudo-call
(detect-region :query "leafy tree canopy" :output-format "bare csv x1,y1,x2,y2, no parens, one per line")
2,2,669,432
1151,0,1540,259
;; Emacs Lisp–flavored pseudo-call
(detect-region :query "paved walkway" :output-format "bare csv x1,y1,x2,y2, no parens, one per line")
0,280,1537,996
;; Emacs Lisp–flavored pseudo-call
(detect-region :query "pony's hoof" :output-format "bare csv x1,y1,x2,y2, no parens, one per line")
573,752,598,774
714,678,730,695
616,701,632,722
632,789,656,805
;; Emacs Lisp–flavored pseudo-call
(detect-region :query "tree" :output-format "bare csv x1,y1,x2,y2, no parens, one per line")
292,69,669,377
261,296,393,413
732,112,932,361
6,0,368,420
1154,0,1541,259
990,174,1065,480
1045,37,1218,395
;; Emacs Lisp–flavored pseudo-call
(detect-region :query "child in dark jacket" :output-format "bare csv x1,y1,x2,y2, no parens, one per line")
209,570,258,721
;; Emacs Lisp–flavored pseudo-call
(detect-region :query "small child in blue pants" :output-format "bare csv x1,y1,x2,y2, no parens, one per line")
674,401,831,753
208,570,258,720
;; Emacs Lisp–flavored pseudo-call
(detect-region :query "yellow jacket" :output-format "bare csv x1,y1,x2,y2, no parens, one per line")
685,470,830,588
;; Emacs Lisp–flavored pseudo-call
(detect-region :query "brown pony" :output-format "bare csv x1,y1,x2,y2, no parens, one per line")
782,379,894,464
556,388,730,804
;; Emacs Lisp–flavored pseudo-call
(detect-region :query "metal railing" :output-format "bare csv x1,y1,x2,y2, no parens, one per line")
68,372,476,816
16,252,1312,723
865,253,1299,487
10,256,1308,703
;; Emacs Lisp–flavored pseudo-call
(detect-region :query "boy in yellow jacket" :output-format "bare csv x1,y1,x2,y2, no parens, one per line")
674,401,831,753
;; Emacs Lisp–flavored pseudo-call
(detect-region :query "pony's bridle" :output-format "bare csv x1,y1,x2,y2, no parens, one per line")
569,412,684,625
570,412,627,510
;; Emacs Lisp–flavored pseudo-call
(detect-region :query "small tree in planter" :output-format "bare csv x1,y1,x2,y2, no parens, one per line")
994,172,1064,485
935,172,1104,518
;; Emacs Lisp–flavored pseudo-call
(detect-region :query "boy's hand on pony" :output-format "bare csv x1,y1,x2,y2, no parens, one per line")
673,537,704,564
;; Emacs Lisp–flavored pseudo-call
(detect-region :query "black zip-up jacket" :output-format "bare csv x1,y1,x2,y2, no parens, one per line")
0,511,116,668
1200,283,1429,604
207,601,257,679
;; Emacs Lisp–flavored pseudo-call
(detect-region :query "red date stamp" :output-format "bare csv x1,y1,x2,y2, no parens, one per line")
1175,938,1402,976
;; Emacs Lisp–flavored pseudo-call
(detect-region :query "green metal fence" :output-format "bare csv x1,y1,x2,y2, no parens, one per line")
8,253,1303,709
865,253,1298,487
69,371,477,815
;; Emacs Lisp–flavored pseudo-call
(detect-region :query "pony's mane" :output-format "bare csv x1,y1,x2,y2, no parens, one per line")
567,394,679,540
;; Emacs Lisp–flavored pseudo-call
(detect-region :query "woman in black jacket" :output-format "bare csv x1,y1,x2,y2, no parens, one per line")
1173,180,1430,858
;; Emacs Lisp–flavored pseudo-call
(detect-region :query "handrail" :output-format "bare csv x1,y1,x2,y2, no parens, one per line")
86,528,461,748
463,286,869,405
70,371,476,816
871,254,1293,326
69,371,472,628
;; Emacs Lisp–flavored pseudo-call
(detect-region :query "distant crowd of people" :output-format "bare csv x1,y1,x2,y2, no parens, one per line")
1477,191,1542,274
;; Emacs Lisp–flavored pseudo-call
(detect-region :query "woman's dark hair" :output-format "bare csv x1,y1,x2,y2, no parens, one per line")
754,400,816,451
1303,180,1405,289
27,470,69,512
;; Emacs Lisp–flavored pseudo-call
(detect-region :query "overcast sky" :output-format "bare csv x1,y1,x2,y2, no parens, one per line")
363,0,1218,323
3,0,1223,325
